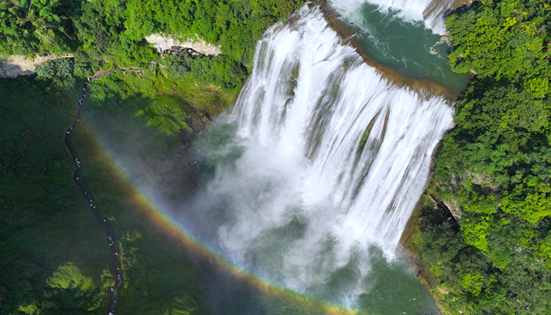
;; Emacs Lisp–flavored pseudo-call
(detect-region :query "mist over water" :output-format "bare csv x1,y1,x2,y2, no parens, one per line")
187,5,453,309
82,2,460,314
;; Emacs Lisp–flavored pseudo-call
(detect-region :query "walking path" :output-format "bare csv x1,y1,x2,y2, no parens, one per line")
63,78,122,315
92,67,144,80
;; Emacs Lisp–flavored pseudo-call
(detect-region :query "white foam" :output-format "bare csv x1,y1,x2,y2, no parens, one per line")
198,5,453,301
328,0,459,34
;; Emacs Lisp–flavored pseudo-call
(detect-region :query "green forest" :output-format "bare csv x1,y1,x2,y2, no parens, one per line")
0,0,305,314
414,0,551,314
0,75,217,314
0,0,304,68
0,0,305,137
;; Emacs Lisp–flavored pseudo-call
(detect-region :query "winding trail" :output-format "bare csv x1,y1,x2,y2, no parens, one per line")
64,78,122,315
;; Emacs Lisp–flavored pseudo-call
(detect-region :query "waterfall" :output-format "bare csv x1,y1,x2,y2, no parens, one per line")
327,0,462,34
193,5,453,303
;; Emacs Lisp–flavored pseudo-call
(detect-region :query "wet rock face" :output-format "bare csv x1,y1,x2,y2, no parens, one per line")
188,116,206,134
181,110,214,143
145,34,221,56
180,126,195,144
444,199,461,221
158,111,216,201
156,144,199,201
175,111,216,197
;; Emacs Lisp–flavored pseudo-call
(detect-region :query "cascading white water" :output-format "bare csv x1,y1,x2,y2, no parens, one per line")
328,0,462,34
195,5,453,303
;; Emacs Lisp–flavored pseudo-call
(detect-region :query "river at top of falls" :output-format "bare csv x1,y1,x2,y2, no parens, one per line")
329,0,468,35
186,4,454,311
326,0,471,91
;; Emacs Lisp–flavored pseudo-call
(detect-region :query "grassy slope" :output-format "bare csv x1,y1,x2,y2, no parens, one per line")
71,125,211,315
71,69,238,314
0,76,111,314
0,69,232,314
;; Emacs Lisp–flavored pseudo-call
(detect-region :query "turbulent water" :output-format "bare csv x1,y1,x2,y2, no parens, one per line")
329,0,464,34
190,5,453,304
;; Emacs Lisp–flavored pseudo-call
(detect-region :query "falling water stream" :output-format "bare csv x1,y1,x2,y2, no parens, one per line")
85,1,465,314
186,3,454,314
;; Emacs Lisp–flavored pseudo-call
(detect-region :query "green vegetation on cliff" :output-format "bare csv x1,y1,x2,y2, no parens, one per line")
0,76,112,314
1,0,300,142
86,58,237,136
0,0,304,66
0,71,213,315
415,0,551,314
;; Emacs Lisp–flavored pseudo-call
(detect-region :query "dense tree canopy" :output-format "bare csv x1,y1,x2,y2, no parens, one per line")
0,1,304,313
416,0,551,314
440,0,551,265
0,0,304,66
0,0,79,56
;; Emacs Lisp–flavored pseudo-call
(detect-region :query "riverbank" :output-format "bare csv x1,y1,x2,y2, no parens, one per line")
399,194,457,315
396,136,461,315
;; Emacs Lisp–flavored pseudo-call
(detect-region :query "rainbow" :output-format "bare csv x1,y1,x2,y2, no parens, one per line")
83,125,362,315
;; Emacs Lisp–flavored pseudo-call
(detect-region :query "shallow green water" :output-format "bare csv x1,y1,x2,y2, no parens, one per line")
343,3,470,92
196,250,440,315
